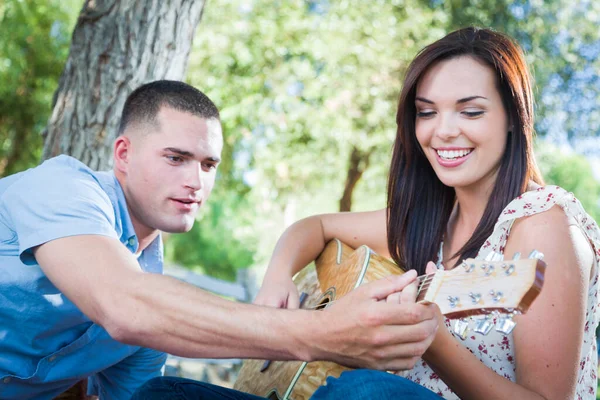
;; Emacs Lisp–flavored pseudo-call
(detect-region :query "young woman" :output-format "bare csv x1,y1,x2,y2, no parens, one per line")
255,27,600,399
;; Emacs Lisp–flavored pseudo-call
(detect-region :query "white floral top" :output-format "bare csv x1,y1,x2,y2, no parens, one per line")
402,186,600,399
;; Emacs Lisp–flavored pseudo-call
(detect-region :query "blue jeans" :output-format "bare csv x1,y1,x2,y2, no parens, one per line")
132,370,443,399
312,369,443,399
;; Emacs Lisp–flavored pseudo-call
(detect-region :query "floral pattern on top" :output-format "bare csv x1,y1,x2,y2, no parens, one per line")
401,186,600,399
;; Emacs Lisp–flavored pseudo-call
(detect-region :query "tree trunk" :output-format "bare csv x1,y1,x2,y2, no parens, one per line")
42,0,207,170
339,146,372,212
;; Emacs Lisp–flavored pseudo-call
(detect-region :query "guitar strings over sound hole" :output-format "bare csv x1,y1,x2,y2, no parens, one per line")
315,297,331,310
266,390,281,400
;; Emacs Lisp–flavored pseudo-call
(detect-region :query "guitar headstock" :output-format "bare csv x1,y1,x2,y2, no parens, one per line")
419,250,546,336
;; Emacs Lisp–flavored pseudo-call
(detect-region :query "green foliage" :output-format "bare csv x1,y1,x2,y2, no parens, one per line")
536,141,600,221
3,0,599,282
0,0,79,176
168,0,600,279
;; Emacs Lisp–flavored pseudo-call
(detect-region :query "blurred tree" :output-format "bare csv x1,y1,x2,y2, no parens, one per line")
0,0,78,176
42,0,208,169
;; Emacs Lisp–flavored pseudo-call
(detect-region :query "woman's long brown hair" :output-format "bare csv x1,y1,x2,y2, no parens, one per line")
387,27,544,274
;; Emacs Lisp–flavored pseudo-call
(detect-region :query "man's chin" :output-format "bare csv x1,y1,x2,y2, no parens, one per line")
160,219,196,234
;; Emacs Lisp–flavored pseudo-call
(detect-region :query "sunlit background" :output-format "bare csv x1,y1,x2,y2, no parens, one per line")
1,0,600,388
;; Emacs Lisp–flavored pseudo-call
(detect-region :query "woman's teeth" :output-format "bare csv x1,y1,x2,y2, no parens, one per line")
436,149,472,160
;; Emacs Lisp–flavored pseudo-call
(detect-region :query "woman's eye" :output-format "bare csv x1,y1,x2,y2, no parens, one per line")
463,110,485,117
416,111,436,118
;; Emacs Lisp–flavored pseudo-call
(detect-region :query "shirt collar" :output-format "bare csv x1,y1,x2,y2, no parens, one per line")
93,170,137,250
93,170,163,273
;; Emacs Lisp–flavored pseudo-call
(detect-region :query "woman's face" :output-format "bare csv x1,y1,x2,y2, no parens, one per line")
415,56,510,193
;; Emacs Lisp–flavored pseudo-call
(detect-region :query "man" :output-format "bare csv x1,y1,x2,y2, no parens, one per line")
0,80,438,399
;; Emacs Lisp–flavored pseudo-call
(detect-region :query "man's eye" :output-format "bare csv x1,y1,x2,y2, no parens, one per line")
167,156,184,163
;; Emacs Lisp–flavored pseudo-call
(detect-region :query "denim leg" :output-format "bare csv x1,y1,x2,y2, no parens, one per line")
131,377,267,400
310,369,443,400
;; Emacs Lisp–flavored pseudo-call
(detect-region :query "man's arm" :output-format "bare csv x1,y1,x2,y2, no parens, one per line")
34,234,438,370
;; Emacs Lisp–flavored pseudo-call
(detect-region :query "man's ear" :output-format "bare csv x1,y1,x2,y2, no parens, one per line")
113,135,132,174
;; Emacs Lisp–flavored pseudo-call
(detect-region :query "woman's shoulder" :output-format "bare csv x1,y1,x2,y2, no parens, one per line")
501,184,600,256
497,184,578,223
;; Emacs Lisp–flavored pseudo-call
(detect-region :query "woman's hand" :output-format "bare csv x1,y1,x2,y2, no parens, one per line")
387,263,449,360
384,269,419,304
254,273,301,309
421,261,451,360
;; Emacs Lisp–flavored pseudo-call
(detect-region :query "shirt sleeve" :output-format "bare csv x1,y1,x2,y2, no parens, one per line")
0,156,118,265
87,347,167,399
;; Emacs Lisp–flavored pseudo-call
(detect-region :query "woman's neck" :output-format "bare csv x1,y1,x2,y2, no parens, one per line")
443,181,495,266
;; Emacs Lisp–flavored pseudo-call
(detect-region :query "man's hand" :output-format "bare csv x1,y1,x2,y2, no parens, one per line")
310,270,439,371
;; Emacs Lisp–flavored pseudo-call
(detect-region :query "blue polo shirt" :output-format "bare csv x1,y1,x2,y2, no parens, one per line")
0,155,166,399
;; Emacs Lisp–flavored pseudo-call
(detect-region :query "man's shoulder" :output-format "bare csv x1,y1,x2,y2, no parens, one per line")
1,155,103,199
30,154,96,180
0,155,117,229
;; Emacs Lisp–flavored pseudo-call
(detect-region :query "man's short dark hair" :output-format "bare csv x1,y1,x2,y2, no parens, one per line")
118,80,220,135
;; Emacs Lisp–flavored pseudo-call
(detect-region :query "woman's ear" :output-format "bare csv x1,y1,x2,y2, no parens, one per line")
113,136,132,174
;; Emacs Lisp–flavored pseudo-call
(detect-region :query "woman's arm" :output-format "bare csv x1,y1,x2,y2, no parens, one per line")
264,209,389,279
422,205,593,400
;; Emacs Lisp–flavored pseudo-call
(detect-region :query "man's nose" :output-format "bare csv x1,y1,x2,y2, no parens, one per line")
185,163,204,191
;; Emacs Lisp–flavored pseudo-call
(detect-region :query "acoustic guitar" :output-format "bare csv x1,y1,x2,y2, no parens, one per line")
234,239,546,400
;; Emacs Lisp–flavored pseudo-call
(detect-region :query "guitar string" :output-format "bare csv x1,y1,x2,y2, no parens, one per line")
303,274,435,310
302,269,523,310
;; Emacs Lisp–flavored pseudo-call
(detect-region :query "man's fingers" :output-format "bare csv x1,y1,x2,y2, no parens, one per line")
368,302,438,326
386,292,402,304
370,316,438,345
362,270,418,300
400,280,418,304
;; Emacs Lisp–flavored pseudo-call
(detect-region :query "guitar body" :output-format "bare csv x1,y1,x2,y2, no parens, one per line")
233,239,405,400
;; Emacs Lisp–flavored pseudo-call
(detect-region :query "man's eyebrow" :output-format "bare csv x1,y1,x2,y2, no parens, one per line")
164,147,194,157
164,147,221,163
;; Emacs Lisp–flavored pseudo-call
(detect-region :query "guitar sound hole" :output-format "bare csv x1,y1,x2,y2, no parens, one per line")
266,390,281,400
315,297,331,310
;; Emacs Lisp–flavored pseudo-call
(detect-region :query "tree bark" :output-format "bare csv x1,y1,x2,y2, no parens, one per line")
42,0,207,170
339,145,372,212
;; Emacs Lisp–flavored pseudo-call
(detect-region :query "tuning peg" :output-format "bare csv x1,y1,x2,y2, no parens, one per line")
474,315,494,335
489,290,504,303
528,249,544,260
484,251,504,262
480,263,495,276
512,252,521,260
453,319,469,340
501,263,515,275
462,261,476,273
447,296,460,309
469,292,482,304
495,314,516,335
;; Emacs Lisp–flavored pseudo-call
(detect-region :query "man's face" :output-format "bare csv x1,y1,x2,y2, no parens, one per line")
119,106,223,235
